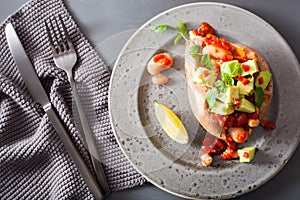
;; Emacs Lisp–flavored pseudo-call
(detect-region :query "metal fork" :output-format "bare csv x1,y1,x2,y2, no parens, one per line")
45,15,110,198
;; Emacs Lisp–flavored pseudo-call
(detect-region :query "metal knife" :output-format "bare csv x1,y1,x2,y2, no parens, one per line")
5,22,104,200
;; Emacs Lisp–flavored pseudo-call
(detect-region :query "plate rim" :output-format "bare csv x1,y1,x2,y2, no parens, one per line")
108,2,300,199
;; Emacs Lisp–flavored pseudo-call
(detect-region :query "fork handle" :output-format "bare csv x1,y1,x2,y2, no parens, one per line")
68,74,111,197
45,104,104,200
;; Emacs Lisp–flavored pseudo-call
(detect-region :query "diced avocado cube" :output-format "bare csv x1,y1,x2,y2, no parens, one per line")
221,60,239,77
226,86,239,102
193,67,217,87
237,77,254,95
217,86,239,104
211,101,234,115
217,92,227,104
239,94,245,99
235,98,256,113
255,71,272,90
238,147,256,163
241,59,259,76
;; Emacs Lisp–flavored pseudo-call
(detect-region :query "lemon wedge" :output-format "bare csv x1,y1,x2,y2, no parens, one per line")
154,101,189,144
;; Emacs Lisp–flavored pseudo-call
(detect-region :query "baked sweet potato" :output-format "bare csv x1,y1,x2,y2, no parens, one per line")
185,23,273,140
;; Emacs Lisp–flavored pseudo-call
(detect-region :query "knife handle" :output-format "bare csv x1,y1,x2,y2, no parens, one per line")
44,103,104,200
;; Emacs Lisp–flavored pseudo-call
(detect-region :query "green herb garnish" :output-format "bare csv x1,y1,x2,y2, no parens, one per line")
234,64,243,77
215,80,227,93
189,45,201,60
254,87,264,107
205,88,218,109
201,54,214,69
153,20,188,45
237,66,243,77
221,73,234,86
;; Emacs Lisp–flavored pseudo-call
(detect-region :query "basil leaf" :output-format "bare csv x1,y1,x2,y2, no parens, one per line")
254,87,264,107
215,80,227,93
201,54,214,69
153,25,171,33
206,88,218,109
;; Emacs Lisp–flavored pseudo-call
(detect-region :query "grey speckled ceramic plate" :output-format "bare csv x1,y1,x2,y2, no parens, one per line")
108,2,300,199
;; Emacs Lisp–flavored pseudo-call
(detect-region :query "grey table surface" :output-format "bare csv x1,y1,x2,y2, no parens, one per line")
1,0,299,200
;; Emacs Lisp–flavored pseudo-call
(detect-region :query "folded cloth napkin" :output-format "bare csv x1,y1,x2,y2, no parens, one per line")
0,0,146,199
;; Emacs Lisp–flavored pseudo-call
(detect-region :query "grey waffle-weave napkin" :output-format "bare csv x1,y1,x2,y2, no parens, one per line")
0,0,146,199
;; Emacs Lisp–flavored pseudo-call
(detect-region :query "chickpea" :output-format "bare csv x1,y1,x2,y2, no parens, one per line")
228,127,248,143
248,119,260,127
202,44,231,60
200,154,213,166
146,53,173,75
151,75,169,85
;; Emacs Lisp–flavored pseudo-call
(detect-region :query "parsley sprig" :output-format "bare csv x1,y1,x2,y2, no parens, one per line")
221,73,235,86
153,20,188,44
205,88,218,109
215,80,227,93
189,45,201,60
201,54,214,70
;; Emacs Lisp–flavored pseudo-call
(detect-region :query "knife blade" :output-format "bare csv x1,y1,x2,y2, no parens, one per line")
5,22,104,200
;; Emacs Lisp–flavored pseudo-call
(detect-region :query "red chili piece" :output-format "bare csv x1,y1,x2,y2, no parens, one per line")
192,29,199,36
237,131,247,143
221,54,234,62
153,54,171,68
237,77,250,85
221,134,238,160
153,54,164,62
258,77,264,85
203,34,230,50
242,64,250,72
243,152,250,158
233,98,240,108
198,22,215,37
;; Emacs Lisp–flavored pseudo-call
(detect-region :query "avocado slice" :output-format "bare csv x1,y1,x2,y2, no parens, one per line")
255,71,272,90
235,98,256,113
238,147,256,163
211,101,234,115
240,59,259,76
237,77,254,95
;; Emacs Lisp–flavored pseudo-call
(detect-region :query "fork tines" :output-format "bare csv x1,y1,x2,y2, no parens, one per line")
45,15,74,55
